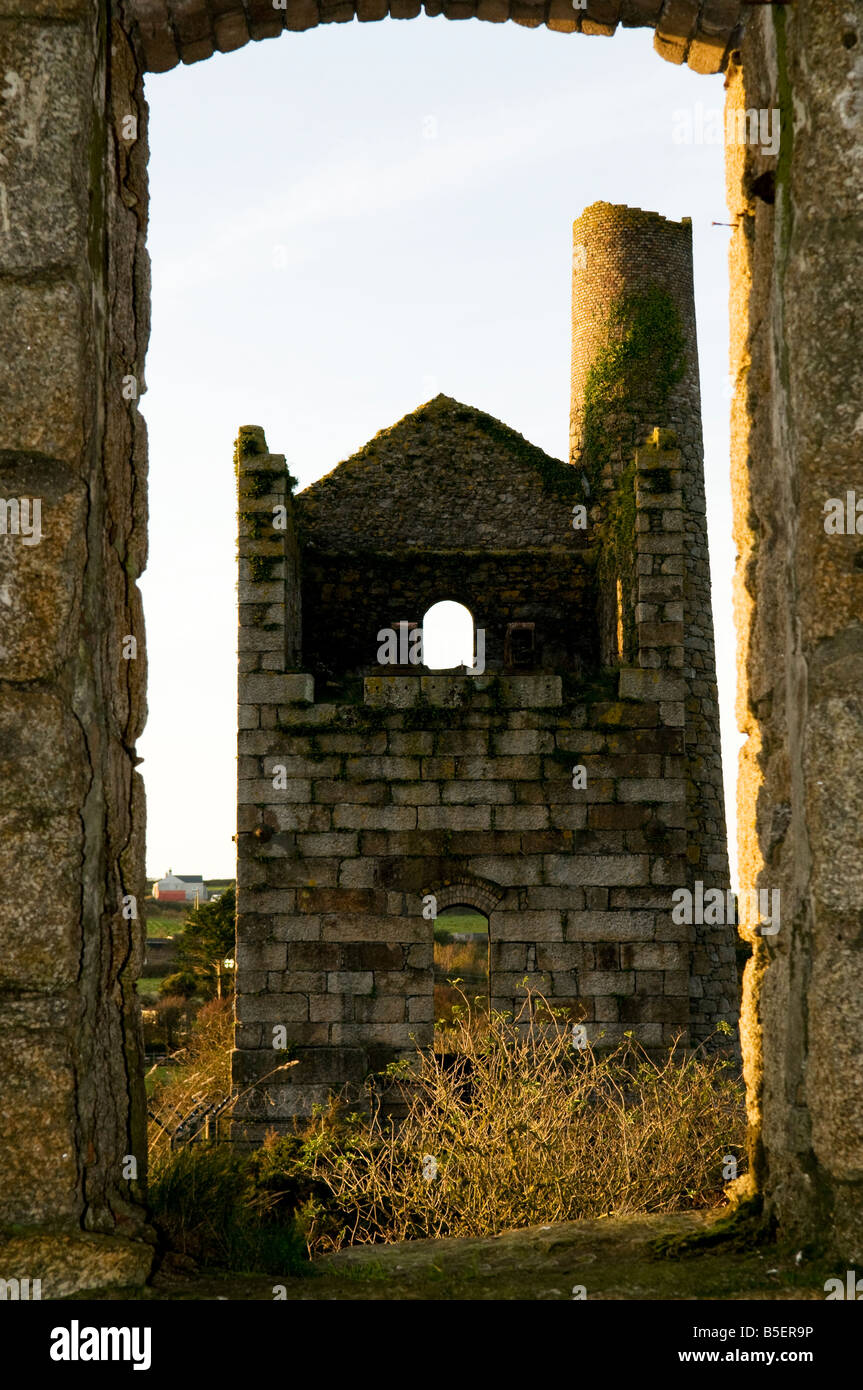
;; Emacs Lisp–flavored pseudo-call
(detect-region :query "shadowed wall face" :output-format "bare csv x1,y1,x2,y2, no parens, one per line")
296,395,598,684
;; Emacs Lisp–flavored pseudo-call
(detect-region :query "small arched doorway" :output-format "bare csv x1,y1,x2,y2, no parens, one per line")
433,904,489,1036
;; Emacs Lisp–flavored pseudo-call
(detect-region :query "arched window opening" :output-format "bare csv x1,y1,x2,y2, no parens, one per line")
422,600,475,671
433,905,489,1041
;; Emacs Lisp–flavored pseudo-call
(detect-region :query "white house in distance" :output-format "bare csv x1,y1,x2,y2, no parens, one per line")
153,871,208,904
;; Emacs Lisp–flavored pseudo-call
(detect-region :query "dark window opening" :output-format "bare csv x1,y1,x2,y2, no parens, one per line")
505,621,536,671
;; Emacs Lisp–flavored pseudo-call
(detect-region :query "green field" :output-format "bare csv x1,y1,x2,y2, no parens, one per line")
146,915,184,938
436,913,488,934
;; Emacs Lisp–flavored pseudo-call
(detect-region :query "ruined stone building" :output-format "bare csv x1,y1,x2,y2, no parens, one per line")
232,202,738,1135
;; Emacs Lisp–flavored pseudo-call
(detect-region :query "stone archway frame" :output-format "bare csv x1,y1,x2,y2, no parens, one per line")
3,0,861,1294
125,0,745,77
430,877,505,920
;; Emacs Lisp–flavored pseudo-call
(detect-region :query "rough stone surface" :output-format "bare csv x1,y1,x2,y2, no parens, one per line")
0,0,152,1291
0,469,88,680
726,1,863,1261
570,207,733,1042
0,21,91,270
0,282,85,466
0,1232,154,1300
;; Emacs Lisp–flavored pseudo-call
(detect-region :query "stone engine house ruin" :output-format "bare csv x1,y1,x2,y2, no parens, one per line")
233,202,737,1135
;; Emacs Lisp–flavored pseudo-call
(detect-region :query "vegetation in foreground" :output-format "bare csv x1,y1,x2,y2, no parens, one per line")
147,988,745,1272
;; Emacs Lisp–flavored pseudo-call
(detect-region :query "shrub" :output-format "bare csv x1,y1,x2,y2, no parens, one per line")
147,998,296,1156
433,938,488,1029
143,995,196,1051
148,1143,308,1276
178,885,237,998
254,987,745,1255
147,998,305,1274
147,986,745,1270
159,971,199,1000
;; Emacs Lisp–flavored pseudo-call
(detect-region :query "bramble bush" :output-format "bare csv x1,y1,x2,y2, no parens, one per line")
147,987,745,1267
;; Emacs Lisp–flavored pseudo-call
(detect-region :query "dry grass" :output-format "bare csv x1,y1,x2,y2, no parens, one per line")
433,937,488,1028
146,988,744,1267
434,940,487,976
147,999,296,1160
433,980,484,1029
147,1000,234,1159
262,987,745,1255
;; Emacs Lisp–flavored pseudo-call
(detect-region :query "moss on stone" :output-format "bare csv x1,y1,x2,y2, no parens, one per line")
773,5,795,401
467,411,580,499
238,510,273,540
561,669,618,705
234,426,268,477
297,394,581,514
578,286,684,658
484,676,505,713
401,703,460,732
547,748,579,767
649,1195,770,1259
580,284,685,492
247,555,280,584
91,1210,835,1301
88,3,108,288
773,6,794,214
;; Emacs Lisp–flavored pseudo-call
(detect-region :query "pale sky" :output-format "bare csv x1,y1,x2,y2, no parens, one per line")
138,18,742,886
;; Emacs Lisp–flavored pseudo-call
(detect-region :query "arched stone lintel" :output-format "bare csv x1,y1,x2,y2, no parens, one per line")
126,0,745,77
428,877,503,918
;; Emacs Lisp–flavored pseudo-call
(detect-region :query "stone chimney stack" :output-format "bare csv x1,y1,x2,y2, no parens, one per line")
569,201,701,470
569,202,735,1042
